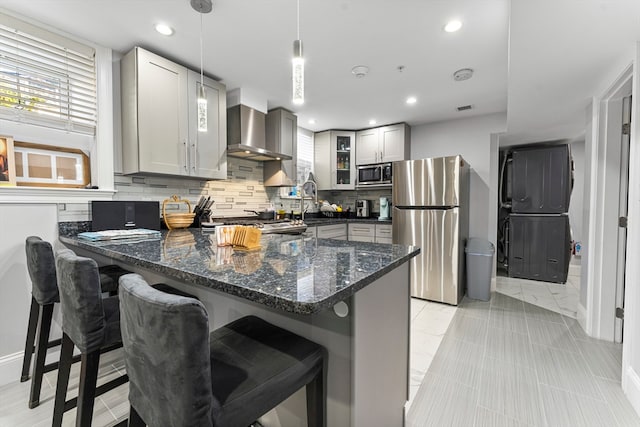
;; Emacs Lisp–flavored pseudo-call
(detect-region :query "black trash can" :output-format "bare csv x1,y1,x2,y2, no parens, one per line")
465,238,494,301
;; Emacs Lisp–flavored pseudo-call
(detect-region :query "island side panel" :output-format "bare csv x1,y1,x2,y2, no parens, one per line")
352,263,410,427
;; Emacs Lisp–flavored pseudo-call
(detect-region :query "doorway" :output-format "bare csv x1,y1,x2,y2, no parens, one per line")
584,66,632,342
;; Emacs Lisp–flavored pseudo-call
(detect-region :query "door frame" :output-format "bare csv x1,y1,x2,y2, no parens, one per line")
583,64,632,341
614,95,632,342
622,45,640,415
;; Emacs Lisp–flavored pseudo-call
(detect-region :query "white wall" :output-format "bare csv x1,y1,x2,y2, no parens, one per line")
0,204,59,386
410,113,507,245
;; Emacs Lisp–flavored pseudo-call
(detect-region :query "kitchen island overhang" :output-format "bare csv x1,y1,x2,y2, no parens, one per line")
59,230,419,427
59,230,419,315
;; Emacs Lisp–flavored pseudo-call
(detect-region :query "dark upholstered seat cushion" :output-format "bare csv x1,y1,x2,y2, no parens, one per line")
210,316,324,426
55,249,122,353
119,274,214,427
25,236,59,305
97,264,133,294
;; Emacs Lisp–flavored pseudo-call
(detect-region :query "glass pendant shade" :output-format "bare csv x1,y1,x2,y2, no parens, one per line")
197,84,208,132
292,39,304,105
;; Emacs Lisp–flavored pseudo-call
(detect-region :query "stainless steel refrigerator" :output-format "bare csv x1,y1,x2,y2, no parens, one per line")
392,155,469,304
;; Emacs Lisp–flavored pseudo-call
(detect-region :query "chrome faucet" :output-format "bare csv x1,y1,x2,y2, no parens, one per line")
300,172,318,221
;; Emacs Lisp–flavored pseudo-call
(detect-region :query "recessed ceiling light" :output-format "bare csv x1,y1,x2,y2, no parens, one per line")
155,23,174,36
444,20,462,33
369,119,377,125
351,65,370,78
308,119,316,124
406,96,417,105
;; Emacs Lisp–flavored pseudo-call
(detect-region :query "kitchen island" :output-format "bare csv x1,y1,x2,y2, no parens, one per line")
59,228,419,427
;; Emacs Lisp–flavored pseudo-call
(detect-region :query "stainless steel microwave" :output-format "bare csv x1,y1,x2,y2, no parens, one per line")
357,163,392,187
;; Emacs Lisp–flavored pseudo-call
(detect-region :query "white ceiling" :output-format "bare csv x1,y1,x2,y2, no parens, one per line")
1,0,639,145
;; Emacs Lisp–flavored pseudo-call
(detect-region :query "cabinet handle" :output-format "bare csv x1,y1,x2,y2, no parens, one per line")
380,151,383,162
192,142,197,171
375,151,378,162
183,140,188,171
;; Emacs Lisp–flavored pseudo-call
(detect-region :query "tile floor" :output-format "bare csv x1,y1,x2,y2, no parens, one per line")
406,293,640,426
2,272,636,427
495,266,581,319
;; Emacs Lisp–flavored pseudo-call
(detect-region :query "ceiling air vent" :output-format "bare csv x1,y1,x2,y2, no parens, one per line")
456,105,473,112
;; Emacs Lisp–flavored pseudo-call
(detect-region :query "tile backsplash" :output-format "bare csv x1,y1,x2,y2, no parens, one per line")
58,157,271,222
56,157,393,222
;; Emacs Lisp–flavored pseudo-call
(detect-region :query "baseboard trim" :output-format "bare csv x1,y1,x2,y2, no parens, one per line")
0,351,23,387
623,366,640,418
569,263,582,276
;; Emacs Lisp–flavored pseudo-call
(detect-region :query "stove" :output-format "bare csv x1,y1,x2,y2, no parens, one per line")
222,219,307,235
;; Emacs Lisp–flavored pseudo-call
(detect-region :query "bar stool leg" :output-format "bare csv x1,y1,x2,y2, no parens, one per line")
306,367,324,427
20,297,39,382
128,405,146,427
28,303,54,408
52,333,74,427
75,350,100,427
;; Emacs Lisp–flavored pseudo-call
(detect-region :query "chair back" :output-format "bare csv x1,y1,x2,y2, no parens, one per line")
55,249,108,353
119,274,215,427
25,236,58,305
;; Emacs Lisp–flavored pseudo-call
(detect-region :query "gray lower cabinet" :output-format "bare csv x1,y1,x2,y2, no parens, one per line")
349,223,375,242
305,222,391,242
375,224,393,244
316,223,348,240
121,47,227,179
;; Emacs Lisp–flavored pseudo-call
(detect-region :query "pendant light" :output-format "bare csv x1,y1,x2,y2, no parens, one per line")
292,0,304,105
191,0,212,131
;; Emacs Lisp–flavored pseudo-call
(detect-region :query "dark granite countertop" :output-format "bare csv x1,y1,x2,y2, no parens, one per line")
59,229,418,315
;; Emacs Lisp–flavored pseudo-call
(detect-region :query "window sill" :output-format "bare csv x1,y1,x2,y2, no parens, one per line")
0,186,116,204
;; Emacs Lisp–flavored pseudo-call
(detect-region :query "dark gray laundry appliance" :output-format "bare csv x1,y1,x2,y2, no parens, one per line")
504,144,573,283
511,144,572,214
508,214,571,283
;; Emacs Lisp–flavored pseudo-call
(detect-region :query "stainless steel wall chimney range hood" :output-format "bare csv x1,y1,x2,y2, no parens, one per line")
227,104,292,161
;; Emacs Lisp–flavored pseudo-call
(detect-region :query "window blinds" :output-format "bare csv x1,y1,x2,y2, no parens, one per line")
0,14,96,135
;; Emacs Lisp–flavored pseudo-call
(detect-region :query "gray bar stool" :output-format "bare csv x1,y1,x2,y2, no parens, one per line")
119,274,327,427
52,249,129,427
21,236,132,409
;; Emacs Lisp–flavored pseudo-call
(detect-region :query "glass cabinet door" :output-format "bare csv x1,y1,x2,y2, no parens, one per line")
334,132,355,189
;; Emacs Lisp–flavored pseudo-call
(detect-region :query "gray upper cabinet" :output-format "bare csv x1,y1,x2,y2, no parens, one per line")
264,108,297,186
355,123,410,165
355,128,379,165
121,47,227,180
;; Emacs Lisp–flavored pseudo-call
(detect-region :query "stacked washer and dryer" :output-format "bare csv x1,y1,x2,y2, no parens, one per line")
499,144,573,283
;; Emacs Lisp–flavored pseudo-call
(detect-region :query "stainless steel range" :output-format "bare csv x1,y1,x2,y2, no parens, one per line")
222,219,307,235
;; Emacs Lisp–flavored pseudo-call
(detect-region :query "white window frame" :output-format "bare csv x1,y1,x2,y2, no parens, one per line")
0,9,115,202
